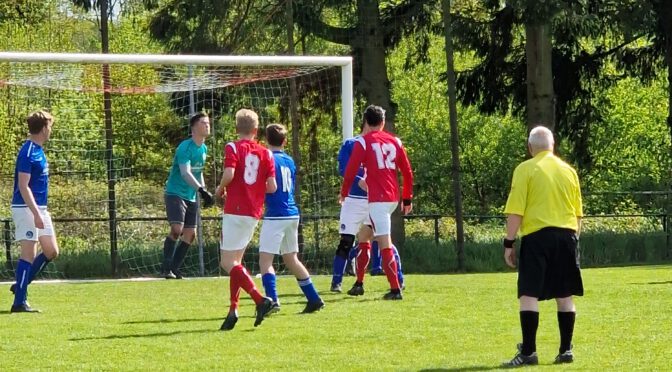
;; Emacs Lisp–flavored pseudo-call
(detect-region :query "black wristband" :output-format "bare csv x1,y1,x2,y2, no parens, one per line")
503,238,516,249
402,199,412,206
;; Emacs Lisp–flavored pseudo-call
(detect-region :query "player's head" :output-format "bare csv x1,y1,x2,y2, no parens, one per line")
363,105,385,129
190,111,211,137
27,110,54,139
266,123,287,148
528,125,554,155
235,108,259,137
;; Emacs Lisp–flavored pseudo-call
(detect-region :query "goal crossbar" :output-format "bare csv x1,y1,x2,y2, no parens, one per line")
0,52,354,138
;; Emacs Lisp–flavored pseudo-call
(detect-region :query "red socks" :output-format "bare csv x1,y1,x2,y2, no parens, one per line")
230,265,264,305
356,242,371,283
381,247,400,290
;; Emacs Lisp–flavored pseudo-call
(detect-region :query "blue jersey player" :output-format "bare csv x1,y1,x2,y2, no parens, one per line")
162,112,214,279
331,119,404,295
9,111,59,313
258,123,324,315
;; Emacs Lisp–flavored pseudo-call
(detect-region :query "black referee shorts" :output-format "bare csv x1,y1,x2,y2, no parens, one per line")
517,227,584,300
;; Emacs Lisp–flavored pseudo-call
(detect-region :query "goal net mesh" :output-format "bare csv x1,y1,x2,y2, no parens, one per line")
0,59,346,279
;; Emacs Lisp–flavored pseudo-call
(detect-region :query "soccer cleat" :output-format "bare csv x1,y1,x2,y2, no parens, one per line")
347,284,364,296
269,302,281,315
302,299,325,314
10,303,40,313
502,344,538,368
10,283,16,294
173,270,184,280
383,291,403,300
254,297,274,327
163,271,177,279
554,347,574,364
219,312,238,331
330,283,342,293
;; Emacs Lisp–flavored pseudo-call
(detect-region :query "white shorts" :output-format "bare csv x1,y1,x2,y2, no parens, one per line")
339,197,370,235
259,218,300,255
220,214,259,251
368,202,399,237
11,207,55,242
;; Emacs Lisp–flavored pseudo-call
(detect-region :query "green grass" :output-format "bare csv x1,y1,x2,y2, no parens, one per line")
2,266,671,370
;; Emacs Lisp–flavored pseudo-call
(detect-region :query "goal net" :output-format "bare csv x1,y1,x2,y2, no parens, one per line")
0,53,353,279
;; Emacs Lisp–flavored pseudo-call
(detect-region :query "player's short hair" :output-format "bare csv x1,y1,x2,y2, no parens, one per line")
189,111,208,127
236,109,259,135
528,125,554,151
266,123,287,147
363,105,385,127
26,110,53,135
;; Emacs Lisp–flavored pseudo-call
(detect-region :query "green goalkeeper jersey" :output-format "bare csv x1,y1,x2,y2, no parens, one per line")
165,138,207,202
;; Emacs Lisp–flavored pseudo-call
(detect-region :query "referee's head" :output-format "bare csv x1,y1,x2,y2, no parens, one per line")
528,126,554,155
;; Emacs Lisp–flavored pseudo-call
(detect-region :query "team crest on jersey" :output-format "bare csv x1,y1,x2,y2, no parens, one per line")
340,223,346,232
26,231,33,239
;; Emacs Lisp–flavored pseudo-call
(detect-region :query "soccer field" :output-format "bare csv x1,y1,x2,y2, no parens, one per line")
2,266,671,371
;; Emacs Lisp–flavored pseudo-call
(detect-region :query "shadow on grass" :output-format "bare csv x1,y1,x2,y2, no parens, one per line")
419,366,503,371
645,281,672,285
0,310,12,315
123,317,223,324
69,328,213,341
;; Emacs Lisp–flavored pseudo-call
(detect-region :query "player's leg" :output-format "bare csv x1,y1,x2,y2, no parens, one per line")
391,244,404,289
555,296,575,364
259,219,282,309
163,195,186,279
170,200,198,279
370,202,402,300
10,207,40,312
219,214,272,330
281,219,324,313
348,224,373,296
24,209,58,287
370,240,383,275
332,197,364,291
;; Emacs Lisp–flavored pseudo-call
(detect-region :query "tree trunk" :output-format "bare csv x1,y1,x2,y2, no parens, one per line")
442,0,465,271
525,23,555,131
663,0,672,147
355,0,405,247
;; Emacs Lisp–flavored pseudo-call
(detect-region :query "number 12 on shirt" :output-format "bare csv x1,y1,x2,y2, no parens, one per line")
372,143,397,170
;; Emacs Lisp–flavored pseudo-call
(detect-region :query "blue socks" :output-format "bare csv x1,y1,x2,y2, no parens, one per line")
262,273,278,303
298,277,320,303
28,253,50,284
393,245,404,286
370,241,382,272
13,259,32,306
331,255,347,285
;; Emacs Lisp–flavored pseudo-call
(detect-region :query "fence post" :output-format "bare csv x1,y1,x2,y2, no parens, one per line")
434,215,440,245
4,220,11,270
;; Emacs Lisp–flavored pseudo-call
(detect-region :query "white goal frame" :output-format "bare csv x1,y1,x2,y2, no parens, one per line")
0,52,355,139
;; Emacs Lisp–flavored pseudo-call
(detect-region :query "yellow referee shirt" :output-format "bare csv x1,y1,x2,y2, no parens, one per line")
504,150,583,236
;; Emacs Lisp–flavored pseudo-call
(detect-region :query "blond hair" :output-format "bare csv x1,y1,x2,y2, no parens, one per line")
236,109,259,135
27,110,53,135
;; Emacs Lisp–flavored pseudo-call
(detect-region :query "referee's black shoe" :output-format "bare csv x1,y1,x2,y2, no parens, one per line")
554,347,574,364
254,297,274,327
220,312,238,331
502,344,538,368
11,303,40,313
347,283,364,296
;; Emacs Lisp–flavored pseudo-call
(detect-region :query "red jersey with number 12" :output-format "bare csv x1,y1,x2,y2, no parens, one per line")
224,139,275,219
341,130,413,203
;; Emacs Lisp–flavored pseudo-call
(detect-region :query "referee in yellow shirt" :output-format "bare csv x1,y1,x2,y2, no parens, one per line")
502,126,584,367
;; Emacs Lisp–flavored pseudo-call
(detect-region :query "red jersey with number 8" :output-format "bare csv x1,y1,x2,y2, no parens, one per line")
341,130,414,203
224,139,275,219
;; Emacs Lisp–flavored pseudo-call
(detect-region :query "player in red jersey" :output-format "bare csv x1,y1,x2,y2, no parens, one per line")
215,108,277,331
340,105,414,300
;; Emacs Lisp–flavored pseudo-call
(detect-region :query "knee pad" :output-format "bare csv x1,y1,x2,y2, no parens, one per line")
335,234,355,259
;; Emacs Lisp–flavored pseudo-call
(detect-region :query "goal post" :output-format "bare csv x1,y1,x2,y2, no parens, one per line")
0,52,354,279
0,52,354,140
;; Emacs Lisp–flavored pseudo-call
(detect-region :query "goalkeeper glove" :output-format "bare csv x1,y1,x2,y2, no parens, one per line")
198,187,214,208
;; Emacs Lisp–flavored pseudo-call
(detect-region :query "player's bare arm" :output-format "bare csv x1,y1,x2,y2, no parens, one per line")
216,167,235,197
266,176,277,193
17,172,44,229
504,214,522,268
